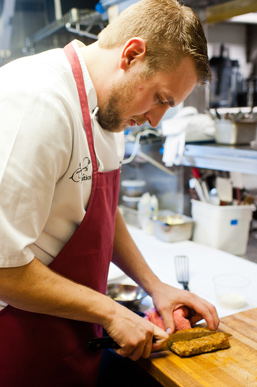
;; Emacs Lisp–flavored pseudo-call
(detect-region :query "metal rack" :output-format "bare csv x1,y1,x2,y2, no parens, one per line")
26,8,106,49
182,143,257,175
0,0,16,65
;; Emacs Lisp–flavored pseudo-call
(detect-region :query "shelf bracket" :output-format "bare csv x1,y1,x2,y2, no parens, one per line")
25,8,106,50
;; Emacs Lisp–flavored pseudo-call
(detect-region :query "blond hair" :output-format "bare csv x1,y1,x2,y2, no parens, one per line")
98,0,210,85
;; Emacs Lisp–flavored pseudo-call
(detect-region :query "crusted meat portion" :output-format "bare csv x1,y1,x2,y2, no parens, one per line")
169,327,230,357
173,326,210,335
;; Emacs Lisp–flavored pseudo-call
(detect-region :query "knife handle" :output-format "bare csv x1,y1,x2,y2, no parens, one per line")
87,336,120,351
87,334,158,352
87,311,146,351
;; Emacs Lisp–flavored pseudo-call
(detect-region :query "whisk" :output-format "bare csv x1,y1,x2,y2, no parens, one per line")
174,255,190,291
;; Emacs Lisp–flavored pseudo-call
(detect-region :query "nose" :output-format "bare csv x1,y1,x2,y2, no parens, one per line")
145,104,170,128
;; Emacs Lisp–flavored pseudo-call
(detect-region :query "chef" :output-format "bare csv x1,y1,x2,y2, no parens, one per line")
0,0,219,385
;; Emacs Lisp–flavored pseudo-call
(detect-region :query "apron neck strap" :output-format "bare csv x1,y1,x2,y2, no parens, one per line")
64,42,98,172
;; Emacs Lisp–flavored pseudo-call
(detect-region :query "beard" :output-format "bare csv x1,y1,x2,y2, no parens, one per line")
97,73,144,133
97,90,123,133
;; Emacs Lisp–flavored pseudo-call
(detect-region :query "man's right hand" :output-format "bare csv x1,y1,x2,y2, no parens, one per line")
103,302,168,361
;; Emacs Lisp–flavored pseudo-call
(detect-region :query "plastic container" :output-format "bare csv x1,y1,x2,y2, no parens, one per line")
121,180,146,197
213,274,250,309
122,195,141,210
191,199,252,255
119,206,141,229
137,193,158,235
215,119,257,145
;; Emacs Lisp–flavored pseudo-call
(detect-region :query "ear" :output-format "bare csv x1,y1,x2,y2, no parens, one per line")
119,38,147,70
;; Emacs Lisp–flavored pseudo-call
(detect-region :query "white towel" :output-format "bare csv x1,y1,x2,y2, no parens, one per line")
161,107,215,167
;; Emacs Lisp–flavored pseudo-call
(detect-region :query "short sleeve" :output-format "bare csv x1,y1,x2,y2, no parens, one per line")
0,87,72,267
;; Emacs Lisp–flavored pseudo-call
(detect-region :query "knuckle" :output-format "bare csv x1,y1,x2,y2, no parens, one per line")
129,353,140,361
210,304,217,313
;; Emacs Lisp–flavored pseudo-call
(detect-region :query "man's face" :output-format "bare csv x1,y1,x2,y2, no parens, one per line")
97,56,197,133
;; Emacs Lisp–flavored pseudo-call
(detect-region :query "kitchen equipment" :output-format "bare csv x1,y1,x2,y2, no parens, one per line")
137,193,158,235
189,178,207,202
210,108,257,122
153,210,194,243
216,176,233,203
174,255,190,291
138,308,257,387
121,179,146,197
209,188,220,205
215,119,257,145
107,284,147,309
121,195,141,210
213,274,250,309
191,168,210,203
87,329,226,351
209,44,233,108
119,205,141,228
191,199,252,255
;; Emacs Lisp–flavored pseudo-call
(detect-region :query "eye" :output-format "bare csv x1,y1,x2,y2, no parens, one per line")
158,97,165,105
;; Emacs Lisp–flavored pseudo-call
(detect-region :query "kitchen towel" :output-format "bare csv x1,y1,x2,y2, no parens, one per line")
144,306,191,331
162,107,215,167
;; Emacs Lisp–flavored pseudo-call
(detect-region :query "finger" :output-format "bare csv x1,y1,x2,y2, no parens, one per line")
190,313,204,326
152,338,168,352
114,328,156,361
115,345,135,359
160,310,176,334
152,322,169,338
192,299,220,331
178,291,219,331
151,324,169,352
198,300,219,330
206,304,220,330
128,341,148,361
141,338,153,359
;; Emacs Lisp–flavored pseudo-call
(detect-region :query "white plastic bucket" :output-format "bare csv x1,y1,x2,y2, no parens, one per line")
191,199,252,255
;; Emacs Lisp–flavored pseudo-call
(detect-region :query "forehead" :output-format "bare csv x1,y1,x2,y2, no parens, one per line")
151,57,197,107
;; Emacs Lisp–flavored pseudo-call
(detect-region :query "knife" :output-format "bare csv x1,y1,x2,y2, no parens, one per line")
87,330,230,352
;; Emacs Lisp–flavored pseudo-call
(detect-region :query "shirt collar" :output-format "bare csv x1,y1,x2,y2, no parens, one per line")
71,40,98,114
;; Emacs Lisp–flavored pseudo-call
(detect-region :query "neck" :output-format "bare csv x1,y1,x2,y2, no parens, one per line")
79,42,121,107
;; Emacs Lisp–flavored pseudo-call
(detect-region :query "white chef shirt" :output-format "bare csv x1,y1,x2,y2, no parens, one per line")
0,40,124,299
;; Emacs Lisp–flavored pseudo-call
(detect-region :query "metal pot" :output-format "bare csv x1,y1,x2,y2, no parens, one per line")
153,210,194,243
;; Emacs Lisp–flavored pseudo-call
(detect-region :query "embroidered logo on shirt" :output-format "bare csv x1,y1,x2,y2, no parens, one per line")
69,157,91,183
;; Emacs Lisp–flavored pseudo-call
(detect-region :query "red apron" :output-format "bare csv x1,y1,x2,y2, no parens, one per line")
0,42,120,386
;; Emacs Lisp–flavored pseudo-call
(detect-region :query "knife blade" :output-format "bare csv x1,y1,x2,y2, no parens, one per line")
87,330,231,352
167,330,219,345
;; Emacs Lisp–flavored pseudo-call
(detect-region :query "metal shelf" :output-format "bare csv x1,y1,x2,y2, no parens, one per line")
182,143,257,175
125,134,257,175
26,8,106,48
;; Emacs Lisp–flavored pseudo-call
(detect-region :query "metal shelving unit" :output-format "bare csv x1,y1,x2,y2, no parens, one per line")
26,8,106,49
182,143,257,175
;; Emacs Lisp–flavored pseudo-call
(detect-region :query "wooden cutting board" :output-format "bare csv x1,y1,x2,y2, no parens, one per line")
138,308,257,387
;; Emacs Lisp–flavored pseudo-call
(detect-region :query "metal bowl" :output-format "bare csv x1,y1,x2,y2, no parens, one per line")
107,284,147,309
